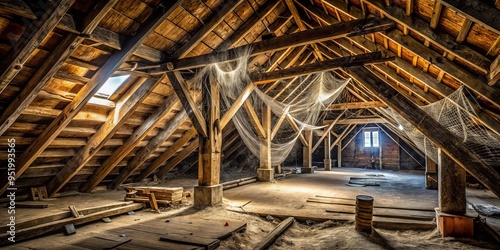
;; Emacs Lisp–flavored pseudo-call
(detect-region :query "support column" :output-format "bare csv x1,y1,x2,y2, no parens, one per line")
302,130,314,173
194,80,222,207
436,148,472,237
425,156,438,189
324,127,332,171
257,103,274,182
337,141,342,167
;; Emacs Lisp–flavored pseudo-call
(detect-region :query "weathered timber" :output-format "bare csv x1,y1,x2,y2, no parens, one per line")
152,17,394,72
78,95,179,193
250,52,393,84
108,110,188,189
324,101,387,110
135,128,198,181
253,217,294,250
347,65,500,198
48,9,148,197
220,83,255,130
217,0,282,50
167,72,207,137
438,0,500,34
438,148,466,215
0,1,182,196
0,0,75,94
173,0,244,58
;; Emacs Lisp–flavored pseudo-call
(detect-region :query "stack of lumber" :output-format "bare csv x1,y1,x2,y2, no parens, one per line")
123,186,184,205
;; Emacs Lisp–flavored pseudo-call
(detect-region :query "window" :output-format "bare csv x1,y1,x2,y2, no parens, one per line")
363,130,379,147
95,75,130,98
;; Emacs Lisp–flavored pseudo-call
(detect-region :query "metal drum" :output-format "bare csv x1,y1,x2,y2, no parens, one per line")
355,195,374,233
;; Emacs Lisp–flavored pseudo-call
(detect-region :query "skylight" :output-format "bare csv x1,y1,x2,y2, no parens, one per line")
95,75,130,98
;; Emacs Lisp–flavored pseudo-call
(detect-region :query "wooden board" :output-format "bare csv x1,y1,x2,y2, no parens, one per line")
160,233,220,250
72,233,132,250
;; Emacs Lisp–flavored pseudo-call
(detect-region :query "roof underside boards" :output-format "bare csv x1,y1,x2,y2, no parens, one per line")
0,0,498,196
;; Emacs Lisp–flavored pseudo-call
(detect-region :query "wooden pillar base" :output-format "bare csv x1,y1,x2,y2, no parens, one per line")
194,184,223,207
324,159,332,171
425,171,438,190
257,168,274,182
301,167,315,173
436,208,474,238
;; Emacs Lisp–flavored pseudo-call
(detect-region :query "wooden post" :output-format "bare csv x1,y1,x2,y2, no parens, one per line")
425,156,438,189
194,79,223,207
379,132,383,170
438,148,466,215
437,148,473,238
337,141,342,167
324,126,332,171
257,103,274,182
301,130,314,173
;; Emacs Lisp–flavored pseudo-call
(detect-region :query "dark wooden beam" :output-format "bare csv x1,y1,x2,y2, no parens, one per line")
347,65,500,198
157,138,200,178
152,17,394,72
217,0,282,51
108,110,188,189
0,0,117,137
250,52,394,84
324,101,387,110
135,128,198,182
78,95,179,193
0,0,36,19
0,0,75,94
438,0,500,34
173,0,244,58
46,77,163,196
0,1,182,196
166,72,207,137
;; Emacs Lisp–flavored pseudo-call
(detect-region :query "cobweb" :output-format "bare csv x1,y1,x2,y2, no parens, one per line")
193,49,350,166
387,86,500,167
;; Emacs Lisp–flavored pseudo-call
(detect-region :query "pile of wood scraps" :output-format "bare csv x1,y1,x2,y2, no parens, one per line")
123,186,188,210
0,202,143,246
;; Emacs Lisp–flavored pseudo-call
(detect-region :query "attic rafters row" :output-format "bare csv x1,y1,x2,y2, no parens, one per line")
150,17,394,73
0,0,183,197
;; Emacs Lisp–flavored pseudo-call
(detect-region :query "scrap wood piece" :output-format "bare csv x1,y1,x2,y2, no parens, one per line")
15,201,49,208
68,205,82,218
0,203,144,246
160,233,220,250
148,192,159,212
253,217,294,250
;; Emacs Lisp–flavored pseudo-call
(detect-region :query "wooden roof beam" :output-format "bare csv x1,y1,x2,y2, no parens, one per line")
250,51,394,84
78,95,180,193
0,1,182,196
316,0,500,110
343,0,490,74
286,0,324,60
134,128,198,182
325,117,387,124
217,0,282,51
173,0,244,59
438,0,500,34
0,0,75,94
348,65,500,198
156,138,199,178
0,0,117,137
46,76,163,196
108,110,188,189
152,17,394,72
325,101,387,110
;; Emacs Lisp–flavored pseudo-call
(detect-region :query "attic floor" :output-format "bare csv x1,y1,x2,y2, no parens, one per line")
5,168,500,249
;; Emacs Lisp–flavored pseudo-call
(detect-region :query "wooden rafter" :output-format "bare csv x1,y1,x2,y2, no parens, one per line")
108,110,188,189
173,0,244,59
135,128,198,182
0,0,75,94
46,77,164,196
286,0,324,60
156,138,200,178
324,101,387,110
0,0,117,137
152,17,394,72
0,1,183,196
348,65,500,198
167,72,207,137
438,0,500,34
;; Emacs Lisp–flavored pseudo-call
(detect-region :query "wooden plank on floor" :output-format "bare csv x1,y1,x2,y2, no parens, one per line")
160,233,220,250
73,233,132,250
108,227,202,250
253,217,294,250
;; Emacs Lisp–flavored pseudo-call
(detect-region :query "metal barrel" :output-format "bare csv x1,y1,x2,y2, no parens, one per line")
355,195,374,233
